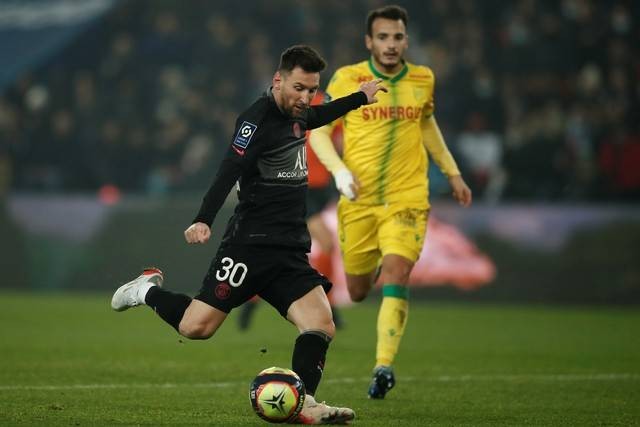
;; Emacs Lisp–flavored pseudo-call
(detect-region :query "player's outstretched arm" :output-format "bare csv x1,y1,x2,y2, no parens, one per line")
185,222,211,244
307,79,385,130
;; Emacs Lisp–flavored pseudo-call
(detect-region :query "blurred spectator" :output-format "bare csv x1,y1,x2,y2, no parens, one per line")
455,113,505,203
598,128,640,200
0,0,638,202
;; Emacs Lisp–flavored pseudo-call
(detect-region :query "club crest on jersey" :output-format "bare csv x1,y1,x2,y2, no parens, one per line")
215,282,231,300
233,121,257,149
413,87,427,102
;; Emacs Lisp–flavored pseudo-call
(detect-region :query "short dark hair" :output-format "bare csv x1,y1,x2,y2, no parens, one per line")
366,5,409,36
278,45,326,74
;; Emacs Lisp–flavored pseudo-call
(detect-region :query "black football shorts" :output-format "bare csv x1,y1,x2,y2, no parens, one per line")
194,243,332,317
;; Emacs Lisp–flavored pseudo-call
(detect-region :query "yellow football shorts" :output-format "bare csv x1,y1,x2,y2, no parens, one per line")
337,200,429,275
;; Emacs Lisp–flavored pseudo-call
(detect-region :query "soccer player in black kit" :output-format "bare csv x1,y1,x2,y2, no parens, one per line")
111,45,385,425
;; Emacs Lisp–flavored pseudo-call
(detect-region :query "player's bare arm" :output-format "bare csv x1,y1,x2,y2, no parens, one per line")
184,222,211,244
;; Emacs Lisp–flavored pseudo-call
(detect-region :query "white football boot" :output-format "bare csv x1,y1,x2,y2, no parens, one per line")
290,394,355,425
111,268,163,311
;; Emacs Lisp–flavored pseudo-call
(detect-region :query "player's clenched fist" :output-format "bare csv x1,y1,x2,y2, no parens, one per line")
184,222,211,244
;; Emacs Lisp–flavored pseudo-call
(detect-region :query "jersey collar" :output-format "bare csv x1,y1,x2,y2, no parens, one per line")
368,57,408,83
267,86,287,116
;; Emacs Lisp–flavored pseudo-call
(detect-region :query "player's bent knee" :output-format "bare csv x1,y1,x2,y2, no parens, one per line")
303,314,335,338
348,287,369,302
383,269,411,285
381,256,414,284
346,274,374,302
321,319,336,339
178,320,215,340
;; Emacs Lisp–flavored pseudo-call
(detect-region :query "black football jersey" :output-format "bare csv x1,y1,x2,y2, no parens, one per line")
194,89,366,250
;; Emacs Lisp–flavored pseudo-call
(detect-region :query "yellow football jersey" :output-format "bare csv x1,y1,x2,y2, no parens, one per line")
325,59,446,207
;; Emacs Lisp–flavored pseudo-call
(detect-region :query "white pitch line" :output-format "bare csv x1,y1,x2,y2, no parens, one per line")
0,374,637,391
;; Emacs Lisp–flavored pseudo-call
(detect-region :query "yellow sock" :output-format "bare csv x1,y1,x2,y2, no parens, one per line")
375,284,409,367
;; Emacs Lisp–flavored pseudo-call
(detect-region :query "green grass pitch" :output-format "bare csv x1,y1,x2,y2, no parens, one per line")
0,292,638,426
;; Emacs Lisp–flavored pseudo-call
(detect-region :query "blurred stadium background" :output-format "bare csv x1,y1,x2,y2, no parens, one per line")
1,1,639,425
1,0,638,303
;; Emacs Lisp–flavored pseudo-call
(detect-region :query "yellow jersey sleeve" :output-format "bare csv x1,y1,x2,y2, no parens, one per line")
417,67,460,177
422,116,460,177
326,66,358,101
422,68,435,118
324,66,361,129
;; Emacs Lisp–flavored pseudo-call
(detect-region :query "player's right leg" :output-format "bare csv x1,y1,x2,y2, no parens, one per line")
345,272,377,302
111,267,195,335
337,200,380,302
111,267,227,339
111,267,164,312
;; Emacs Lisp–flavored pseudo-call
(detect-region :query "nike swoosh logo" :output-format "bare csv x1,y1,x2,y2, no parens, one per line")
231,146,245,156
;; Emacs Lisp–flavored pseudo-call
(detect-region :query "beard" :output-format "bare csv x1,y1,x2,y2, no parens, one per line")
374,51,402,72
286,103,306,118
276,92,305,118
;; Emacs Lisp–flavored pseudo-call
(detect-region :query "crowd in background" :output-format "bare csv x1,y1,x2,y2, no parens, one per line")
0,0,638,201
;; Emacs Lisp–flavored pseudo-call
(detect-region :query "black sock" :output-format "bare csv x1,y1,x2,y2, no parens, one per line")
292,331,331,396
145,286,191,332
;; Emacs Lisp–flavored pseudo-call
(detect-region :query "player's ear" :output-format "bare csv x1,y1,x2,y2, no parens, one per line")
273,71,282,91
365,34,373,50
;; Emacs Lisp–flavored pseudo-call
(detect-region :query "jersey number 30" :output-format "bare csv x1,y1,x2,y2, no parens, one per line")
215,257,248,287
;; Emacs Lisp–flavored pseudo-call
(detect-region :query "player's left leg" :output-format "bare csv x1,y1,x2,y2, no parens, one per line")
260,247,355,424
111,267,228,339
368,254,413,399
287,285,335,397
369,207,428,399
178,300,227,339
375,254,413,367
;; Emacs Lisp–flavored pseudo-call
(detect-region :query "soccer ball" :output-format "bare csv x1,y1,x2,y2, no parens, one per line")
249,367,306,423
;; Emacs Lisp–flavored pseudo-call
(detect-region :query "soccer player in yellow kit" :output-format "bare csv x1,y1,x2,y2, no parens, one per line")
310,5,472,399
